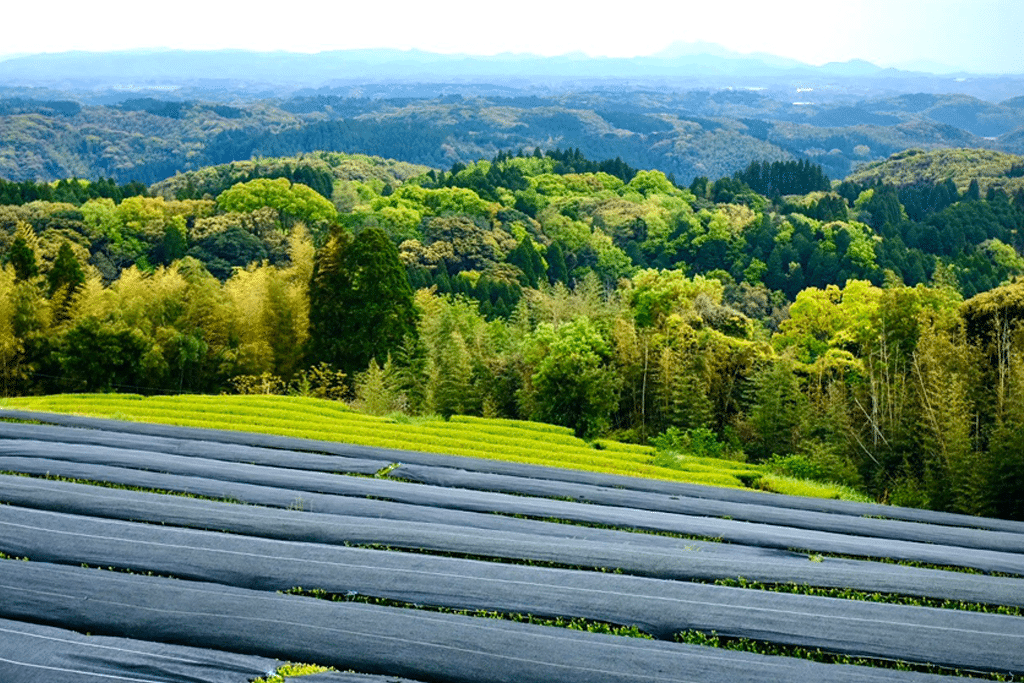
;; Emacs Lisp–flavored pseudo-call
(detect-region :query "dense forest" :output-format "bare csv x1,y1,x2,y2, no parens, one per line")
2,148,1024,520
3,89,1024,187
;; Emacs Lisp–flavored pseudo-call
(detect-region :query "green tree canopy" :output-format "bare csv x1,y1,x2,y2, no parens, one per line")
523,317,621,438
307,226,418,374
217,178,338,232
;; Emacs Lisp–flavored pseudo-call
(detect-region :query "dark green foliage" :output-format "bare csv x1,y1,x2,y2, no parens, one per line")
0,177,147,207
55,318,150,392
0,98,82,118
988,422,1024,520
543,147,640,184
964,178,981,201
748,359,807,461
898,179,958,221
526,318,621,438
508,237,545,287
188,227,268,280
689,176,709,199
117,98,191,119
735,160,831,197
307,226,418,374
7,237,38,281
46,243,85,298
152,222,188,266
710,177,755,204
860,184,905,230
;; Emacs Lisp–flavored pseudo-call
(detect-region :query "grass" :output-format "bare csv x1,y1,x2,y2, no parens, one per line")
0,393,866,501
754,474,874,503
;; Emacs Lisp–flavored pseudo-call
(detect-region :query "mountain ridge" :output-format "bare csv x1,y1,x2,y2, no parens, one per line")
0,47,1014,96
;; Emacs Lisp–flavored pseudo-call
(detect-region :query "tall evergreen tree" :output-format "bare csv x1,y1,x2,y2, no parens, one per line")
509,237,543,288
964,179,981,202
47,242,85,298
546,242,569,285
7,236,38,281
307,226,417,374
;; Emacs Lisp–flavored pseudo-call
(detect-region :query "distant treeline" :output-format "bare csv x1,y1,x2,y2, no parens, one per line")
0,177,149,206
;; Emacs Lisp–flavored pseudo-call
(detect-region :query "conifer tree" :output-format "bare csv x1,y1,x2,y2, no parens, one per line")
546,242,569,285
307,226,417,374
47,242,86,326
656,345,712,433
964,179,981,202
47,242,86,298
509,237,541,287
8,236,38,281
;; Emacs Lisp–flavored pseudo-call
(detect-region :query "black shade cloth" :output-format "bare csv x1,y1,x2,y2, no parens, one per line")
0,617,277,683
3,475,1023,608
3,451,1023,576
390,463,1024,552
2,504,1023,673
0,421,389,475
6,410,1023,534
0,561,962,683
2,412,1023,681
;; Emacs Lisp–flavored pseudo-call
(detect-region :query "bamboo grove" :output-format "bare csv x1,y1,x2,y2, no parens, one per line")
2,149,1024,519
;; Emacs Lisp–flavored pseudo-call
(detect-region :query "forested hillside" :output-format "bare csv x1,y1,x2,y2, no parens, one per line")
2,148,1024,519
3,89,1024,186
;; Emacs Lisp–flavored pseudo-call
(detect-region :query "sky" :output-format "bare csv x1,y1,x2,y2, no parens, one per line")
2,0,1021,74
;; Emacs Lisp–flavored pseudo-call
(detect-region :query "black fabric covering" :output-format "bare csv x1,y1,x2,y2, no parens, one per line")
6,410,1023,534
3,504,1023,673
0,561,961,683
4,450,1024,576
9,421,1024,545
3,476,1023,608
390,463,1024,552
0,472,751,555
0,617,277,682
0,421,390,475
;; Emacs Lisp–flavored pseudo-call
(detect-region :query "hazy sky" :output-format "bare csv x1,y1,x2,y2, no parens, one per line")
3,0,1021,73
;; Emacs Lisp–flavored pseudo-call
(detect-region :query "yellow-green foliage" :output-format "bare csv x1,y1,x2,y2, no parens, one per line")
846,148,1024,195
4,393,763,489
449,414,576,436
592,439,655,455
757,474,873,502
251,663,333,683
1,394,869,500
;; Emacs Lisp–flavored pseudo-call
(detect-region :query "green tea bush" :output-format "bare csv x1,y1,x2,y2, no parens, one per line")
5,394,874,498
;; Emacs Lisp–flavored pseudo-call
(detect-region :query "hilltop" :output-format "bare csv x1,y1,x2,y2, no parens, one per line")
846,147,1024,194
3,89,1024,187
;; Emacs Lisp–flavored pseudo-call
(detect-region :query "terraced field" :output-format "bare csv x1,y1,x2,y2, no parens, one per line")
0,394,867,499
1,402,1023,682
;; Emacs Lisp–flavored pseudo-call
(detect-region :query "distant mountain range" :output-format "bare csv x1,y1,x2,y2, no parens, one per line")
1,47,1022,103
2,47,1023,185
